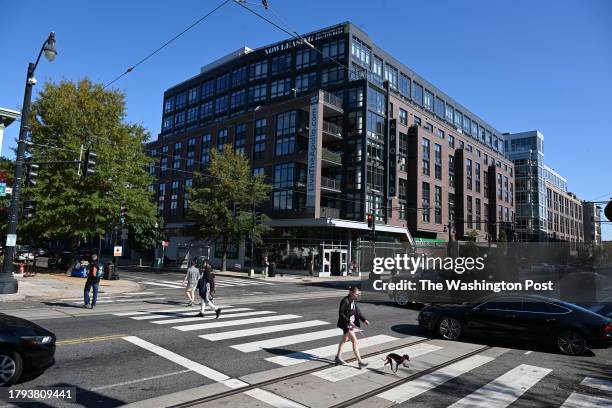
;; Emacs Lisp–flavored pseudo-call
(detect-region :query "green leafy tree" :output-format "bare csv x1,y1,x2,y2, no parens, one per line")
24,79,157,254
466,230,478,242
498,229,508,242
185,147,271,271
0,157,15,236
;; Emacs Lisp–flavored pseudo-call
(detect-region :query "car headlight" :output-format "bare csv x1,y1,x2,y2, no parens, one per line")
21,336,54,345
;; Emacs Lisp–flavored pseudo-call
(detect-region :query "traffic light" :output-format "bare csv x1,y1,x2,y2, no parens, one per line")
367,213,375,231
25,163,39,187
23,200,35,218
120,204,127,225
83,149,97,177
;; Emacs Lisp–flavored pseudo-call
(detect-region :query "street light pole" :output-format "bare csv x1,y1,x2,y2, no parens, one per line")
0,33,57,294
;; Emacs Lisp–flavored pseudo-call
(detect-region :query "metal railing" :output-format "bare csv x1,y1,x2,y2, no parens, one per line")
320,206,340,218
322,121,342,139
321,177,341,190
322,91,343,110
322,149,342,164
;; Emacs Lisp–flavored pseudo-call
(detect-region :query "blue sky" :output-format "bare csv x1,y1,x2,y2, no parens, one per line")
1,0,610,238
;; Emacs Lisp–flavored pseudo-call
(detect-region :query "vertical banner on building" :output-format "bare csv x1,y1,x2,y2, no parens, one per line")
387,118,397,198
306,96,319,211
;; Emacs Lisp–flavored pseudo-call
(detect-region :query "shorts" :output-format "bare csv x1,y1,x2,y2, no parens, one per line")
186,283,197,290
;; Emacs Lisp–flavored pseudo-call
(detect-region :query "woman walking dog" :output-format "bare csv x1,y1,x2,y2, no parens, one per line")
334,286,370,368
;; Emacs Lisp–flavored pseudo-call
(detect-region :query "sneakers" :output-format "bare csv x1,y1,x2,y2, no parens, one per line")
187,301,193,307
215,308,222,319
82,304,89,309
90,304,95,309
358,361,369,370
334,356,346,365
196,312,204,317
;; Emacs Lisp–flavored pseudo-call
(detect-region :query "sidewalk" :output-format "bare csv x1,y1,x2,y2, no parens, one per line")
0,272,142,302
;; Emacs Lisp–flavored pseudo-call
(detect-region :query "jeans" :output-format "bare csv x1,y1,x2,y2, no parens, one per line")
84,279,99,306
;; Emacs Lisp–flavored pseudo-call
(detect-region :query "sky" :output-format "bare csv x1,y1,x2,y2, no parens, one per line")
1,0,611,238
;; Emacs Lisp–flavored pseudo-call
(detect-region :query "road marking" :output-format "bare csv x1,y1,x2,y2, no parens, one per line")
144,282,182,288
447,364,551,408
201,320,330,341
174,314,301,332
377,354,495,403
152,309,270,324
57,334,128,346
581,377,612,392
123,292,157,296
114,307,198,317
244,388,307,408
265,335,398,367
314,342,443,383
115,297,165,303
232,328,342,353
91,369,191,391
524,351,532,355
560,392,612,408
130,306,245,320
123,336,240,386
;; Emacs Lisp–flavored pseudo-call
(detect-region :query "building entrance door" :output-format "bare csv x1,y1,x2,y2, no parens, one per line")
323,248,347,276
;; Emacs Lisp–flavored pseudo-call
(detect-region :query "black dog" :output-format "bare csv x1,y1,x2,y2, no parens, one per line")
383,353,410,374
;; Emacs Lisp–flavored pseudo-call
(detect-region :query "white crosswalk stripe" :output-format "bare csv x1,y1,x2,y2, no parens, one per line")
153,310,273,325
265,335,398,366
561,392,612,408
174,314,301,332
200,320,330,341
447,364,551,408
314,342,443,383
130,306,243,320
580,377,612,393
231,328,342,353
143,281,182,288
377,353,495,403
72,296,165,305
244,388,307,408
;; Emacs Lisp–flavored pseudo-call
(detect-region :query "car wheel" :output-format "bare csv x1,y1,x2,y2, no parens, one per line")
556,330,587,356
395,292,410,306
438,317,462,340
0,351,23,387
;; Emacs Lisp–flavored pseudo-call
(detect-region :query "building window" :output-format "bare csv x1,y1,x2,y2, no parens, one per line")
174,111,185,127
384,63,398,89
467,195,473,229
412,82,423,106
184,178,192,211
160,148,168,177
201,80,214,99
170,181,179,216
399,132,408,172
475,162,481,193
230,89,246,109
176,92,187,109
253,167,264,176
399,178,408,201
157,183,166,213
372,56,383,82
188,87,199,104
366,111,385,140
217,128,228,152
422,182,430,222
250,60,268,80
448,134,455,149
249,83,267,102
234,124,246,155
275,111,296,156
296,48,317,69
367,87,385,115
448,193,455,222
322,39,345,61
449,155,455,186
436,128,445,139
216,72,231,93
454,110,463,130
348,87,364,109
463,115,471,134
434,144,442,180
232,66,247,87
271,78,291,98
214,95,229,114
425,122,434,133
504,176,509,202
273,163,305,211
445,103,454,123
471,121,478,139
466,159,472,190
163,115,173,131
201,134,211,169
200,101,213,118
296,72,317,93
187,106,198,123
424,90,434,111
414,115,421,126
497,173,502,200
351,36,371,67
435,186,442,224
435,96,445,118
475,198,481,230
400,73,410,97
164,97,175,113
253,118,267,160
186,138,196,171
172,142,182,175
321,67,344,87
399,108,407,125
271,53,292,75
422,138,430,176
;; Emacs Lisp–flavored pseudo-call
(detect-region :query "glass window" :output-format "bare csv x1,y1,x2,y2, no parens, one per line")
201,80,214,99
445,103,454,123
366,111,385,140
422,138,430,176
400,73,410,97
425,122,434,133
399,108,407,125
188,87,199,104
201,134,212,169
412,82,423,106
187,106,198,123
351,36,371,67
164,96,175,113
436,128,445,139
435,186,442,224
275,111,297,156
230,89,246,109
253,118,267,160
424,90,434,111
214,95,229,114
448,134,455,149
454,110,463,129
174,111,185,127
434,143,442,180
422,182,430,222
184,179,192,210
216,73,230,93
471,121,479,138
234,124,246,155
435,96,445,118
250,60,268,80
295,72,317,93
322,39,345,61
175,92,187,109
249,83,267,102
296,48,317,69
271,53,292,75
372,56,383,81
414,115,421,126
367,86,385,115
463,115,471,134
348,87,364,109
449,155,455,186
253,167,264,176
163,115,173,131
384,63,398,89
217,128,228,152
232,66,247,87
271,78,291,98
186,138,196,170
200,101,213,118
321,67,344,86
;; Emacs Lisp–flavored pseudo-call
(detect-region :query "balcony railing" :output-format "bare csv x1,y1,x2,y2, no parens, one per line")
322,121,343,139
320,206,340,219
322,91,343,110
321,177,341,191
322,149,342,165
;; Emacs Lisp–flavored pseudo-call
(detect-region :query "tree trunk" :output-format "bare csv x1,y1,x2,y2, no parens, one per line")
221,236,228,271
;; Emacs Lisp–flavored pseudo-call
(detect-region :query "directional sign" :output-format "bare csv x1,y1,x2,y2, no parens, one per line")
5,187,11,195
162,241,169,248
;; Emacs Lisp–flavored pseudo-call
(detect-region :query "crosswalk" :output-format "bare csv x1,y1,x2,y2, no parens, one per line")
114,305,612,408
139,276,274,290
61,291,165,305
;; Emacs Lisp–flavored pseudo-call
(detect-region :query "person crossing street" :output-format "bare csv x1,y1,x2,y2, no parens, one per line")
334,286,370,368
83,255,102,309
196,259,222,318
182,260,201,306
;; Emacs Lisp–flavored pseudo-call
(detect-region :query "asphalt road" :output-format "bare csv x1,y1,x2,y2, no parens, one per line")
1,271,611,408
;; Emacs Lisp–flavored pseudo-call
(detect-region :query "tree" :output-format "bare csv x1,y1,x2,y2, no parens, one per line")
185,147,271,271
466,230,478,242
0,157,15,236
24,79,157,254
498,229,508,242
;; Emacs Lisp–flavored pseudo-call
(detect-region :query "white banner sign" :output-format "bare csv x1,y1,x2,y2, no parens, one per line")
306,96,319,211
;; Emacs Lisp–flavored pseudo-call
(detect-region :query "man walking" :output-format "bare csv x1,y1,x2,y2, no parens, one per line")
334,286,369,368
196,260,222,318
84,255,102,309
182,261,200,306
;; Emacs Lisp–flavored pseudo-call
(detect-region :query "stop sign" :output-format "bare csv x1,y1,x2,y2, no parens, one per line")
605,201,612,222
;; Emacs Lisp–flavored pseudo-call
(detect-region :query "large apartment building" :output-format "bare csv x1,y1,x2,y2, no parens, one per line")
147,22,515,273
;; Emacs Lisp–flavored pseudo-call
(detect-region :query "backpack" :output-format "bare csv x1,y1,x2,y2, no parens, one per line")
91,263,104,278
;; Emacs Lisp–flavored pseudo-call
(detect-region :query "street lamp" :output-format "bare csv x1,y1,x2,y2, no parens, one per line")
0,32,57,294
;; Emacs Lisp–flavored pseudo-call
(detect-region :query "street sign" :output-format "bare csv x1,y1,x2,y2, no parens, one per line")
0,182,6,196
5,234,16,247
114,246,123,257
121,228,129,240
162,241,169,248
5,187,11,195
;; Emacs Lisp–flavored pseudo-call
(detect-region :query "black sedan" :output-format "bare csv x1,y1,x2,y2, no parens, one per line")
418,294,612,355
0,313,56,386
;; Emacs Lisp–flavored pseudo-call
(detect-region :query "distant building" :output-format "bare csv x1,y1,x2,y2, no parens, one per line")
583,202,602,245
0,107,20,156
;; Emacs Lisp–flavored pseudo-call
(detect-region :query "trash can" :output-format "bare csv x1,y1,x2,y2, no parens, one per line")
105,262,119,280
269,262,276,278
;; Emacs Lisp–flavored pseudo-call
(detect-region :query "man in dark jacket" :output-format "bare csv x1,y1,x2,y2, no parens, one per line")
83,255,101,309
334,286,369,368
196,260,222,318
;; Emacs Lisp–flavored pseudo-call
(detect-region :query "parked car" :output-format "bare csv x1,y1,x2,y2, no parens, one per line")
418,294,612,355
0,313,56,386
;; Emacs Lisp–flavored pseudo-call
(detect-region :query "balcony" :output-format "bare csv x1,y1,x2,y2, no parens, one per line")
322,91,343,112
320,206,340,219
322,121,343,141
321,177,341,192
322,148,342,166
